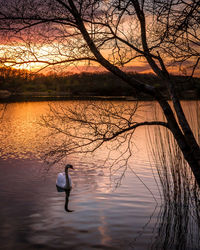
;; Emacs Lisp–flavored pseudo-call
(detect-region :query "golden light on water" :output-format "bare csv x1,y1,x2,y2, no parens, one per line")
0,102,49,159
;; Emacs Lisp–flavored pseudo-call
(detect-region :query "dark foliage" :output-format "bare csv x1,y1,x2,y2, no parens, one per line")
0,67,199,99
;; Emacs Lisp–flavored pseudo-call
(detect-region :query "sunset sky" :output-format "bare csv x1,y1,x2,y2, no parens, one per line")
1,42,198,77
0,0,199,77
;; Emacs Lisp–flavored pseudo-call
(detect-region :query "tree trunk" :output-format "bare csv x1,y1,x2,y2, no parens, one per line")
157,96,200,187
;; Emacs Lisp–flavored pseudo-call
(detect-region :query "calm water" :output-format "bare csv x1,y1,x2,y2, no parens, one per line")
0,101,199,250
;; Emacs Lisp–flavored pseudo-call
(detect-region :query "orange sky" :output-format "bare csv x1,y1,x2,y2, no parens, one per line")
0,0,199,78
0,38,199,77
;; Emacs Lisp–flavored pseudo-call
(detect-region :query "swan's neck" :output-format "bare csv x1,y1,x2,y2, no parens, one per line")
65,170,70,189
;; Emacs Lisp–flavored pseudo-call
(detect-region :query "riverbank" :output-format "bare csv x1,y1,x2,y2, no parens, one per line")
0,90,199,103
0,93,139,103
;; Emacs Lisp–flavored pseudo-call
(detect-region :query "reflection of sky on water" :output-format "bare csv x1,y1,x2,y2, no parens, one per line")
0,101,154,163
0,102,49,159
0,101,199,249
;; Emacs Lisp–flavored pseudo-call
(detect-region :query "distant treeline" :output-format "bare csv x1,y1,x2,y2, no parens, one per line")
0,66,200,99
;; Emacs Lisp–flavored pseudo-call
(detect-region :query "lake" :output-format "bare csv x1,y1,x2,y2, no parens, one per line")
0,100,199,250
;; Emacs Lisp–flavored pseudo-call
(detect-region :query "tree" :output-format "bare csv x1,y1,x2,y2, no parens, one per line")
0,0,200,184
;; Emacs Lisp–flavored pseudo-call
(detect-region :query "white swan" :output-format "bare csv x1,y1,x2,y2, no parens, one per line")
56,164,73,190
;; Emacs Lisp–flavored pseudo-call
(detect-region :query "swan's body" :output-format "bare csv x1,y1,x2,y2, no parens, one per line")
56,172,72,190
56,164,73,191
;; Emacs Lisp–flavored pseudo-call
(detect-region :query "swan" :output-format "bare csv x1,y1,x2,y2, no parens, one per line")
56,164,74,191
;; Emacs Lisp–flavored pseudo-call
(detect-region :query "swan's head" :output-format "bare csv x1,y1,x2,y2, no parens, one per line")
65,164,74,172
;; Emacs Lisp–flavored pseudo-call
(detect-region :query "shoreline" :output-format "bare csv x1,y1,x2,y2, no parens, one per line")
0,94,145,103
0,91,199,103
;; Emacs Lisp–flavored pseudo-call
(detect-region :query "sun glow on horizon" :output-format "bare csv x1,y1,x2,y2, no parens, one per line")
0,43,199,77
